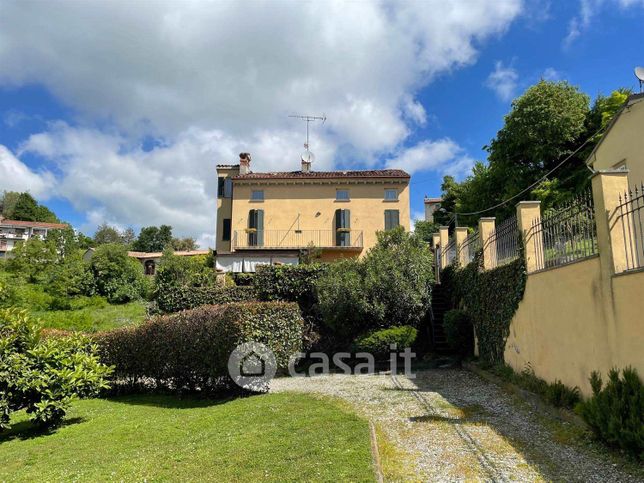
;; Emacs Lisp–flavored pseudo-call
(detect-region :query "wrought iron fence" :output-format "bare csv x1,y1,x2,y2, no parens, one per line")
445,238,456,266
529,190,598,271
615,182,644,271
459,229,481,266
485,215,520,268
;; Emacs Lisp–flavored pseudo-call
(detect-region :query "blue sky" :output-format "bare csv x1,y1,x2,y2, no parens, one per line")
1,0,643,247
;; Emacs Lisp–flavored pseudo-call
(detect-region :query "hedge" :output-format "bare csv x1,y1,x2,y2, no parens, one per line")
96,301,304,393
253,264,327,310
353,325,417,360
155,285,256,313
441,251,526,364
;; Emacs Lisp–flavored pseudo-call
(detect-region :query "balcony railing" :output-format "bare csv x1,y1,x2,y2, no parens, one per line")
232,230,364,249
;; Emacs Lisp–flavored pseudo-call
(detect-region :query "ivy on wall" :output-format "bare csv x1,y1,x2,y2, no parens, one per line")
440,251,527,364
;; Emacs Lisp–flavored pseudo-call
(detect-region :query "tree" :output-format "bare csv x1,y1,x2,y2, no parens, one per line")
8,193,58,222
413,220,439,243
0,191,20,218
121,227,136,246
6,238,58,283
93,223,125,245
132,225,173,252
171,237,198,251
89,244,148,303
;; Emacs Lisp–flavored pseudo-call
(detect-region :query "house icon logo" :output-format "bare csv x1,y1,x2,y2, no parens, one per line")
228,341,277,391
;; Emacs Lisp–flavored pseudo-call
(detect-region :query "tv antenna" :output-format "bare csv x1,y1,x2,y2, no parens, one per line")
635,67,644,93
289,114,326,163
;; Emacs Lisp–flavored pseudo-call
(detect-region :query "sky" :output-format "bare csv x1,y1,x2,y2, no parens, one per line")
1,0,643,248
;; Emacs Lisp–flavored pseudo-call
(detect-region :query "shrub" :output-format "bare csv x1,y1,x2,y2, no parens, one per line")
90,244,148,304
155,285,256,313
545,379,581,408
253,264,326,310
0,309,112,430
96,301,303,393
353,326,417,359
443,309,474,359
154,249,215,291
233,273,254,286
578,367,643,459
317,228,434,342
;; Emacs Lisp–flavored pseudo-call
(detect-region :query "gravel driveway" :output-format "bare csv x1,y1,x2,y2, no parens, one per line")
271,368,642,482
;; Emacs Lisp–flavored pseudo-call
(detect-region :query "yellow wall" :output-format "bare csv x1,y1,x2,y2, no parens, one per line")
226,178,410,257
504,256,644,396
589,97,644,187
215,166,239,253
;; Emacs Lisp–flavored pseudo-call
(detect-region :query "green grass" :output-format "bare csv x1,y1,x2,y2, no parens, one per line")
34,300,147,332
0,393,374,482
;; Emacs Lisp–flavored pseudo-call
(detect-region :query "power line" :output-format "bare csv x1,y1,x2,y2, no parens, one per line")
423,124,607,219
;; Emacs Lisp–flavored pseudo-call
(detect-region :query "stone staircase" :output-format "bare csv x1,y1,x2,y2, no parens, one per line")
429,284,450,353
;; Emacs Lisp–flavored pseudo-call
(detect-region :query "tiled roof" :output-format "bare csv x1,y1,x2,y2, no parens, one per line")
232,168,410,180
0,218,67,229
127,250,209,259
424,197,442,203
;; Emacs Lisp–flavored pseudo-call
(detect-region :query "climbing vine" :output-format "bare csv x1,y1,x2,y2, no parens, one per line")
440,251,526,364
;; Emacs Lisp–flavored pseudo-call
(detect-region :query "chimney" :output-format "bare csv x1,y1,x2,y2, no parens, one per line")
239,152,251,175
301,158,311,173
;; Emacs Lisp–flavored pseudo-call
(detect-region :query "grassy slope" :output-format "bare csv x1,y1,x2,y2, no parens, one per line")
34,300,147,332
0,393,374,482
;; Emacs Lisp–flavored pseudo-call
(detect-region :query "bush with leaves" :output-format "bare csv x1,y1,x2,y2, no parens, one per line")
155,285,256,313
96,302,303,393
90,244,148,303
443,309,474,359
578,367,643,459
253,264,327,310
353,326,417,359
0,309,112,430
316,228,434,342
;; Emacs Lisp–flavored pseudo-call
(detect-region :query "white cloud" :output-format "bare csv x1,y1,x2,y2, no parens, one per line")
485,61,519,102
0,145,54,198
385,138,475,179
542,67,562,81
564,0,644,47
0,1,523,240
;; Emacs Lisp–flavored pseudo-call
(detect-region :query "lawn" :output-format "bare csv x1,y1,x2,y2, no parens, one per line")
34,299,147,332
0,392,375,482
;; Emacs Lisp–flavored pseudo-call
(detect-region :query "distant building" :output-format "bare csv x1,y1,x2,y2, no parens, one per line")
215,153,411,272
0,218,68,258
83,248,210,276
586,92,644,186
424,197,442,223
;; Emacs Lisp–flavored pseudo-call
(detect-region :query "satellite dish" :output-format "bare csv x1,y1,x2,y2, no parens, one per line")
635,67,644,81
301,150,315,164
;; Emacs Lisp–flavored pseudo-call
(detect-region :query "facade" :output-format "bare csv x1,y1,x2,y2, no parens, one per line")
216,153,411,272
0,218,68,258
424,197,442,223
586,92,644,186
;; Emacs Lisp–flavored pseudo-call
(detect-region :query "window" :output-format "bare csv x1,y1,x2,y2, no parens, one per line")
251,190,264,201
335,209,351,246
248,209,264,246
384,210,400,230
336,189,350,201
222,219,231,241
384,189,398,201
218,177,233,198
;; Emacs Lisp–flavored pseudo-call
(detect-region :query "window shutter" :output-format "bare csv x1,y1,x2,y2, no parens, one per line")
392,210,399,228
256,209,264,246
224,178,233,198
218,177,225,197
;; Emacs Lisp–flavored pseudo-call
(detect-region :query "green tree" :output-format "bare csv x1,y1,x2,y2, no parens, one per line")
89,244,148,303
9,193,58,222
171,237,198,251
93,223,125,245
413,220,439,243
0,191,20,218
6,238,58,283
132,225,173,252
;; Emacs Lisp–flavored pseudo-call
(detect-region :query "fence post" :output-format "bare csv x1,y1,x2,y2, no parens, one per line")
478,217,495,270
455,227,468,267
591,170,632,274
431,233,440,250
516,201,543,273
439,226,449,268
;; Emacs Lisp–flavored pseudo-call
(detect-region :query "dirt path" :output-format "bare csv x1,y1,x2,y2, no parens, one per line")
271,368,642,482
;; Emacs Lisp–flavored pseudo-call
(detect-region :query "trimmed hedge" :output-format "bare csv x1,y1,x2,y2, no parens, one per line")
155,285,256,313
253,264,327,309
353,326,417,359
96,301,303,393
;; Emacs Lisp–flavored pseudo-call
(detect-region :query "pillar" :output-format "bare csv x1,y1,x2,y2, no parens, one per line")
455,227,469,267
516,201,543,273
439,226,449,269
478,217,495,270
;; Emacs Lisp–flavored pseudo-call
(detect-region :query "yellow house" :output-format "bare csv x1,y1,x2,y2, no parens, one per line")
215,153,410,271
586,92,644,186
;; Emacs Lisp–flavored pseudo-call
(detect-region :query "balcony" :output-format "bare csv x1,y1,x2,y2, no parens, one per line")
232,230,364,250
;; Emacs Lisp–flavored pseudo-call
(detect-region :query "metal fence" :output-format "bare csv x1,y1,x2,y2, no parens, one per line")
485,215,520,268
444,238,456,266
615,182,644,271
459,229,481,266
529,190,598,271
